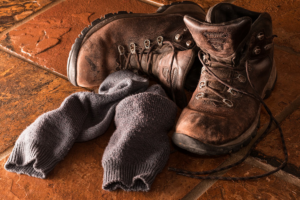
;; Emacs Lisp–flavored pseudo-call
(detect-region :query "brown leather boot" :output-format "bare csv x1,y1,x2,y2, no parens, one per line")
67,1,205,108
173,3,277,155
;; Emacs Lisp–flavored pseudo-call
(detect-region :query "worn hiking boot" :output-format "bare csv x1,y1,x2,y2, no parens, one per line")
67,1,205,108
173,3,277,155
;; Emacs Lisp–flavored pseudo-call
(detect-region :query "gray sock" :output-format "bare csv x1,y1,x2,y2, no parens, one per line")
5,70,149,179
102,84,177,192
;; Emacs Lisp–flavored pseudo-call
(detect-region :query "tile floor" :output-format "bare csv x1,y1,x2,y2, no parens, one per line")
0,0,300,199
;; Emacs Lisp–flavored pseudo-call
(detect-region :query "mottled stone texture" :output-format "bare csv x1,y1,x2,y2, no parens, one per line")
200,164,300,200
259,48,300,125
0,0,55,33
0,0,157,78
0,50,85,153
256,108,300,168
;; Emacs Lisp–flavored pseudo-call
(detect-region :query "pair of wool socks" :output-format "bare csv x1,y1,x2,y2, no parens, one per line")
102,84,177,191
5,70,177,192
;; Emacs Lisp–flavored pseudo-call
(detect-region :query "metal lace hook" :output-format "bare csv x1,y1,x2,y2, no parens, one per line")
223,99,233,107
118,45,125,55
130,43,136,54
157,36,163,47
144,39,150,49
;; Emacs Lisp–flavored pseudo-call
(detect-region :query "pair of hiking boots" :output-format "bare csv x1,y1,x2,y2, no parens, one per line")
67,2,276,157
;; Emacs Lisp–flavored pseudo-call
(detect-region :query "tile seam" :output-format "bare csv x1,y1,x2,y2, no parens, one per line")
182,94,300,200
0,146,13,161
0,0,66,39
245,157,300,188
250,149,300,178
0,47,92,92
274,44,300,57
137,0,163,7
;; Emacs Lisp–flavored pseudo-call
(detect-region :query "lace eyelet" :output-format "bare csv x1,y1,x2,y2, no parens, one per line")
118,45,125,55
186,40,194,48
253,46,261,55
199,81,207,88
130,43,136,54
237,74,247,83
201,66,206,74
257,32,265,40
144,39,150,49
227,88,237,96
175,34,183,42
223,99,233,107
157,36,163,46
203,53,210,64
195,92,205,100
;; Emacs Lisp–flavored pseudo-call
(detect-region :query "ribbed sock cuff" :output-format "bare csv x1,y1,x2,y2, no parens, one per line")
102,161,161,192
5,141,61,179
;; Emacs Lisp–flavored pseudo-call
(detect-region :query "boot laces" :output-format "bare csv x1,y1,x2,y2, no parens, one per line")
195,51,246,107
116,37,183,102
169,37,288,181
116,36,179,73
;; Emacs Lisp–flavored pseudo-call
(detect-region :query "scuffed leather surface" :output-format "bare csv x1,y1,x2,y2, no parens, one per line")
176,3,275,145
76,7,206,88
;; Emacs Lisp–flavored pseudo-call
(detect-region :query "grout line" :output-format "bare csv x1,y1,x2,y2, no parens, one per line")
182,94,300,200
0,146,13,161
137,0,163,7
274,44,300,57
0,46,93,92
250,149,300,178
0,46,69,80
0,0,66,39
245,157,300,188
181,156,237,200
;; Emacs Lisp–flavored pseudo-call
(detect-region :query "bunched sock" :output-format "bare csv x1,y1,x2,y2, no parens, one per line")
5,70,149,179
102,84,178,192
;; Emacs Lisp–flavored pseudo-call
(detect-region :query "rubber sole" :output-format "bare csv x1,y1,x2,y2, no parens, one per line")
173,62,278,156
67,1,202,87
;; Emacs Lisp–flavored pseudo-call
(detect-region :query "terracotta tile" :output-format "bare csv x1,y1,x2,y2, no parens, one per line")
259,48,300,125
0,108,228,199
140,0,224,10
0,0,157,77
199,163,300,200
234,0,300,53
0,119,228,199
0,50,86,153
255,108,300,168
251,48,300,169
0,0,55,33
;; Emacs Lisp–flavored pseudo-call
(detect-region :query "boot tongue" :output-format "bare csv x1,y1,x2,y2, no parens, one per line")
129,46,196,108
153,48,196,109
184,15,252,58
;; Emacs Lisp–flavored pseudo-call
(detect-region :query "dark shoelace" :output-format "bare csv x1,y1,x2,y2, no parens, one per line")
168,50,288,180
117,40,179,103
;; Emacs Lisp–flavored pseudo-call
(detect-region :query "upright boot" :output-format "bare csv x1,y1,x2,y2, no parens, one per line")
67,1,206,108
173,3,277,155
